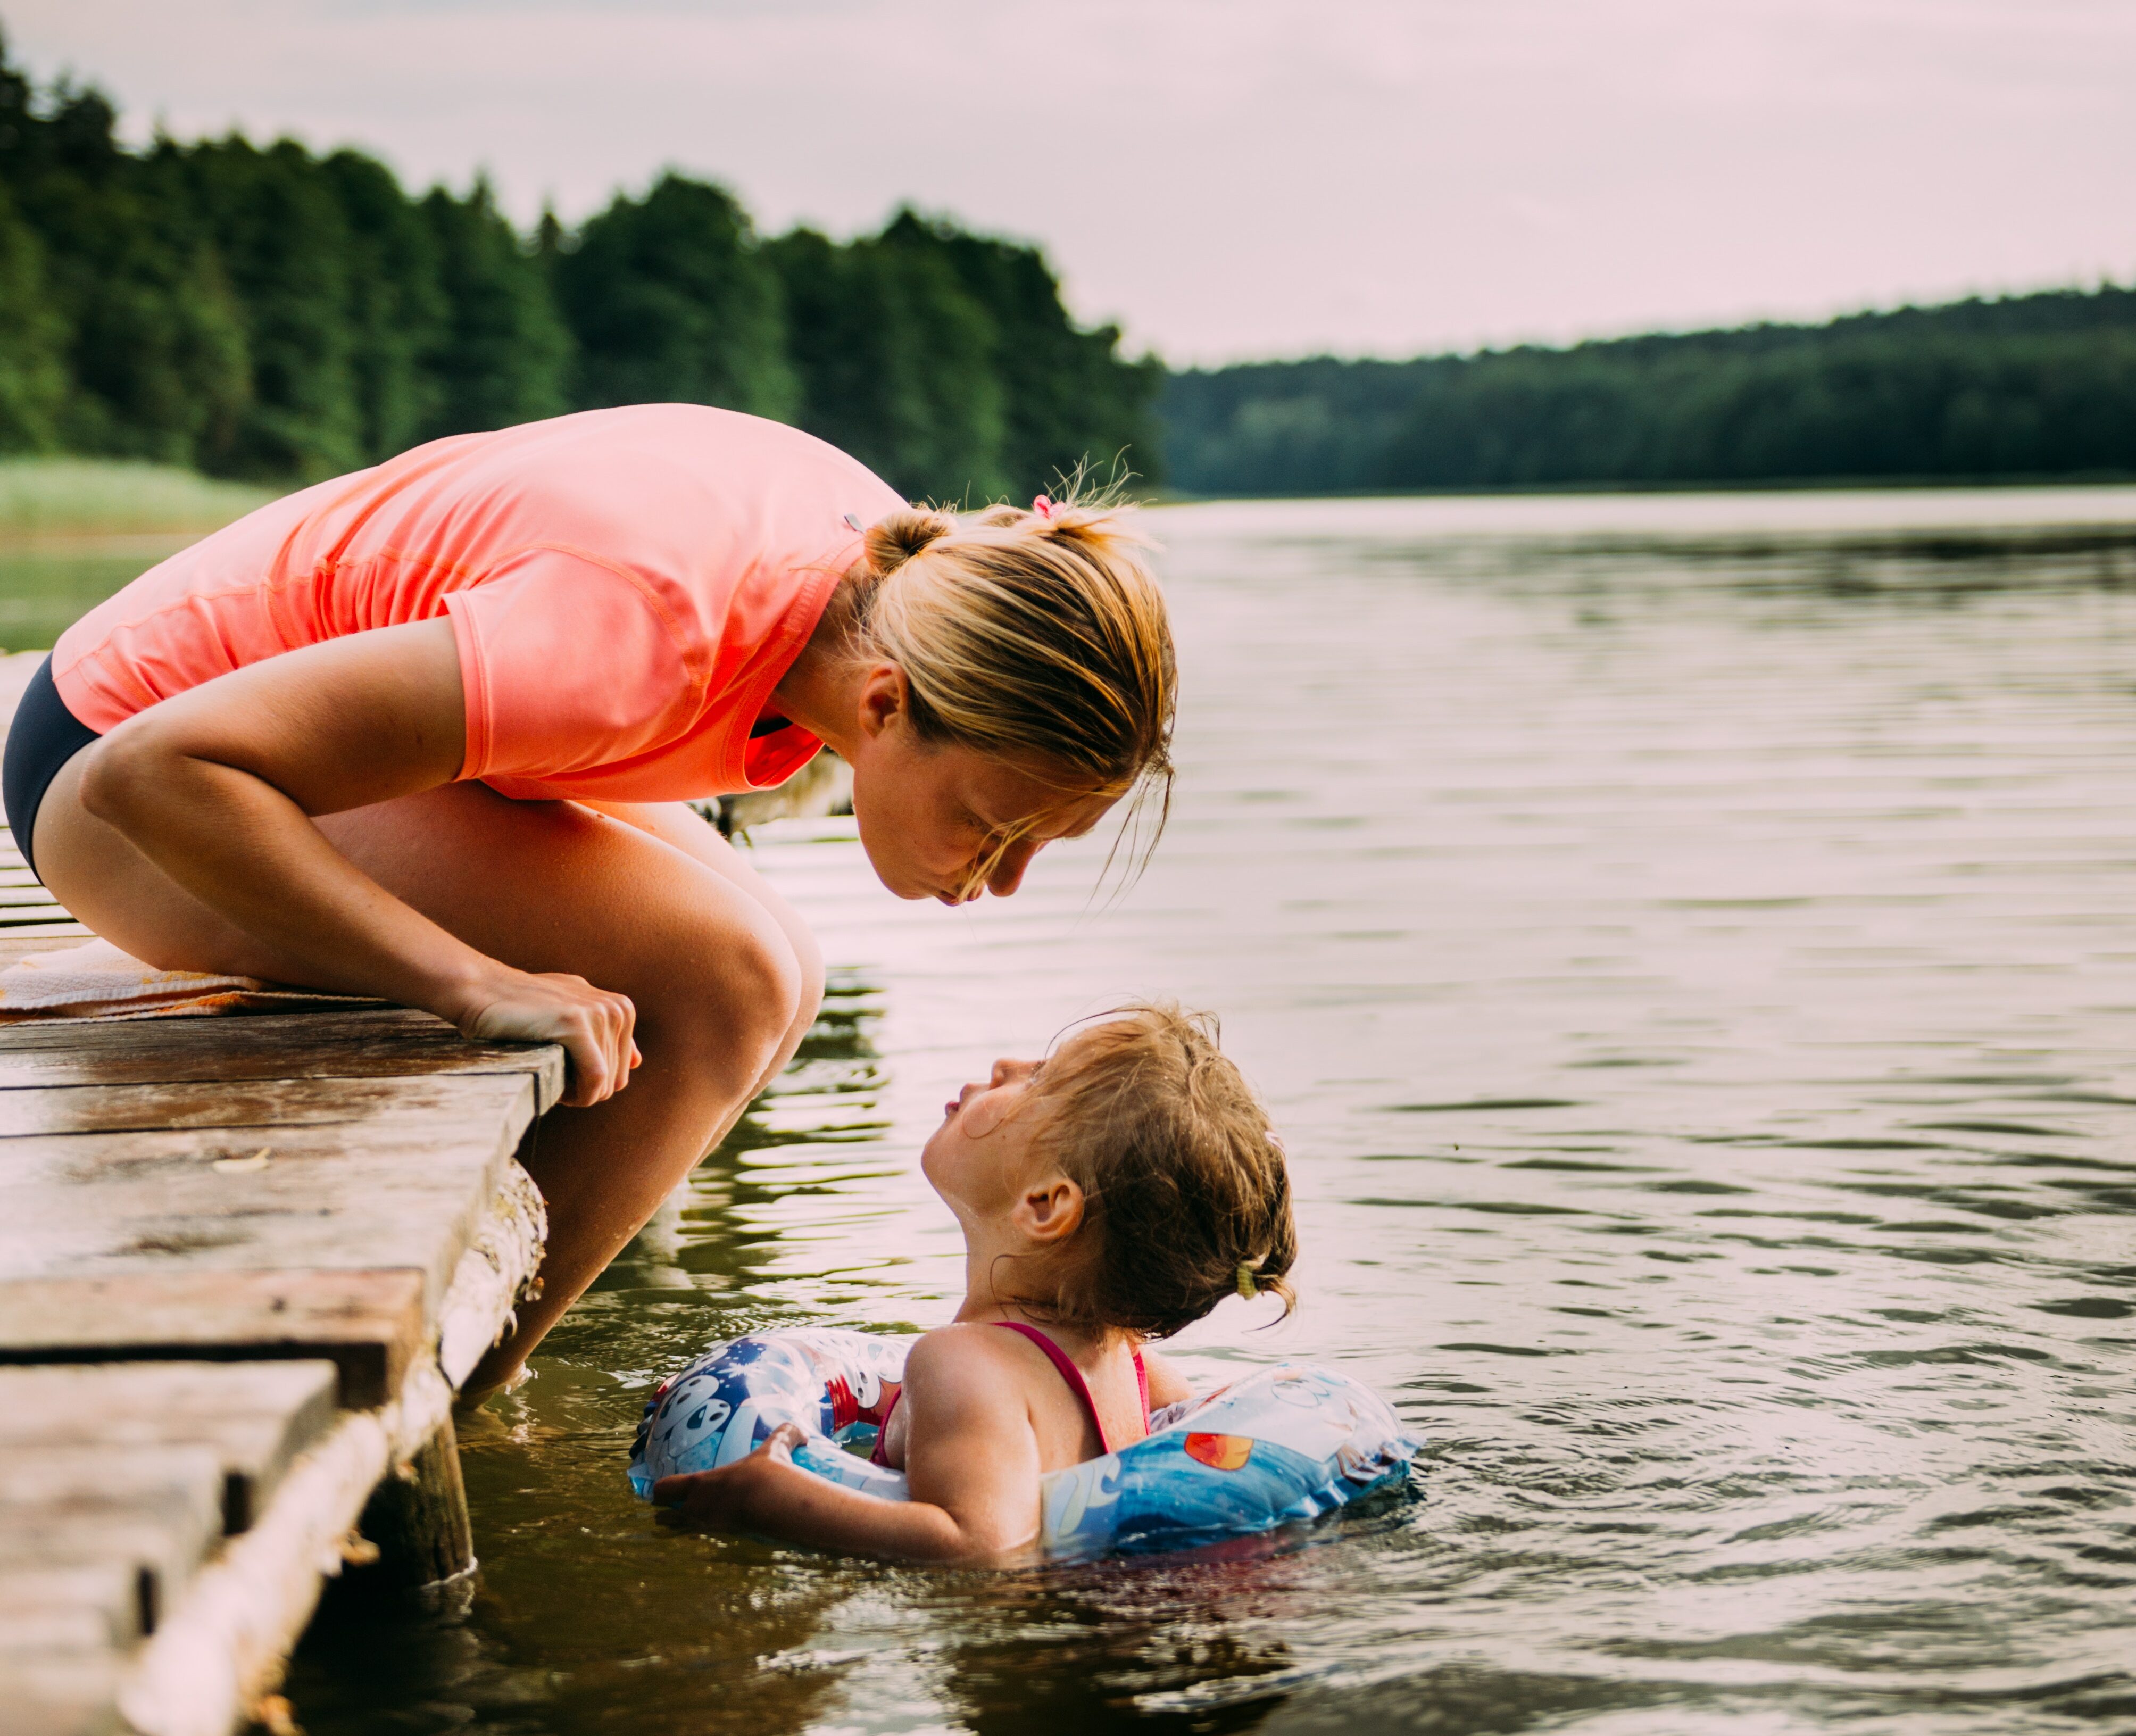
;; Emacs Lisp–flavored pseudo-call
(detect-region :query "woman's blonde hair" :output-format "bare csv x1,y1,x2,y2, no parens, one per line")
855,481,1176,879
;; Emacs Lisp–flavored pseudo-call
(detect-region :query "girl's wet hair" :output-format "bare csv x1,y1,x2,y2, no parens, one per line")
1006,1003,1297,1338
853,482,1176,880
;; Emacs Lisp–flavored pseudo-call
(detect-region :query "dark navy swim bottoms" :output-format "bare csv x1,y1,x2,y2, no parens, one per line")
2,656,101,882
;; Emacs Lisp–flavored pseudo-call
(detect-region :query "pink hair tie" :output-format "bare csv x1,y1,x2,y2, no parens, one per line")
1031,494,1055,520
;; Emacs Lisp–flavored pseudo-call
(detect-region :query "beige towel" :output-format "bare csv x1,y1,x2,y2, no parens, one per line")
0,938,384,1022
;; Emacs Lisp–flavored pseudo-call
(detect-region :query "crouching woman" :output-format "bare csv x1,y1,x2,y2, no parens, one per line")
3,405,1174,1392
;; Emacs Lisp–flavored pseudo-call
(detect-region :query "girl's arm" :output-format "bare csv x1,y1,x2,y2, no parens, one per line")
72,619,637,1103
652,1330,1045,1564
652,1426,986,1562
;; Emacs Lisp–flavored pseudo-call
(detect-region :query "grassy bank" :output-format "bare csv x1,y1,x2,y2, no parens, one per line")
0,459,285,653
0,459,281,543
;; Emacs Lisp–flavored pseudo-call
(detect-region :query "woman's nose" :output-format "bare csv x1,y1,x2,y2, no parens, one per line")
990,1057,1035,1086
985,838,1043,898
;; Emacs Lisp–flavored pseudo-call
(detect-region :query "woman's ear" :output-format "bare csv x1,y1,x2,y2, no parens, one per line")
1012,1175,1084,1247
855,663,909,743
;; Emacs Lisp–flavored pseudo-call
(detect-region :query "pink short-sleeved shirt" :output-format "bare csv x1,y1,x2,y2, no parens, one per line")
51,405,904,803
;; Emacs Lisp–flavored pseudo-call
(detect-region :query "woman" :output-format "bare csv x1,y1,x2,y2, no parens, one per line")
3,404,1175,1392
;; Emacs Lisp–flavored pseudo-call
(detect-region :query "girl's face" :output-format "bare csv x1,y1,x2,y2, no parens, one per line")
921,1054,1047,1221
845,668,1119,904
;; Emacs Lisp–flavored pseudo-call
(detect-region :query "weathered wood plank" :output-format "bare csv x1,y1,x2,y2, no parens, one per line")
0,1086,543,1308
0,1205,501,1318
0,1498,214,1598
4,1650,126,1736
0,1446,227,1520
0,1068,534,1139
0,1270,428,1407
21,1072,528,1135
0,1008,564,1112
118,1408,393,1736
0,1362,339,1534
0,1004,475,1052
0,1111,520,1193
0,1446,225,1643
0,1561,146,1649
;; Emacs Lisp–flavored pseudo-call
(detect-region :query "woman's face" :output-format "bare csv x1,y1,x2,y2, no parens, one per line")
846,670,1119,904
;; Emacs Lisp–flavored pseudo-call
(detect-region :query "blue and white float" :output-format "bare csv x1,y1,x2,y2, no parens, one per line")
628,1327,1419,1558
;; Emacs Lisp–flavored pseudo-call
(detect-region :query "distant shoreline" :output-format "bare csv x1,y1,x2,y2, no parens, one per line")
1149,471,2136,507
1146,481,2136,537
1160,285,2136,500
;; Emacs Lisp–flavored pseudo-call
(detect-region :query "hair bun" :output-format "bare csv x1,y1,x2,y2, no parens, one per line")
865,506,957,576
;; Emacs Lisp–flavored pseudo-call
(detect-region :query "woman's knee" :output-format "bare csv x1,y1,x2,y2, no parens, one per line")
579,798,824,1050
714,875,824,1069
786,915,826,1032
637,899,807,1088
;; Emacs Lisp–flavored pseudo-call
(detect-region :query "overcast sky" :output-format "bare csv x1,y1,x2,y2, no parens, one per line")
6,0,2132,365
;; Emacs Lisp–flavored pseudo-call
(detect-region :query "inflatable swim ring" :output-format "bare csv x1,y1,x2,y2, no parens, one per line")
628,1327,1420,1558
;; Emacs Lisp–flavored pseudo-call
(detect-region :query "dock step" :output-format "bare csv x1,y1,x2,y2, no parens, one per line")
0,647,562,1736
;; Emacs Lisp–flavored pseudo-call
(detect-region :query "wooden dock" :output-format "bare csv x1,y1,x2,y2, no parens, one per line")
0,655,562,1736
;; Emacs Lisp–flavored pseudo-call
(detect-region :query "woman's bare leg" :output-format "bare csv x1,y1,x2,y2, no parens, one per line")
581,800,826,1100
34,763,824,1392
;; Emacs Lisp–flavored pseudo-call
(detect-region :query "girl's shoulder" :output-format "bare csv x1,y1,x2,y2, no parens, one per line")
900,1323,1044,1424
907,1319,1031,1372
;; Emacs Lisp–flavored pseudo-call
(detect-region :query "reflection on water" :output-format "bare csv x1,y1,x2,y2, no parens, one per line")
281,492,2136,1734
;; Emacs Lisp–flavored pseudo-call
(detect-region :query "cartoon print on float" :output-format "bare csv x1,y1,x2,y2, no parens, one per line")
630,1329,1420,1560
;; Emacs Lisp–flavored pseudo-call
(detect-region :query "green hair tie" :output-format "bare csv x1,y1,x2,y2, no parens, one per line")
1236,1262,1259,1300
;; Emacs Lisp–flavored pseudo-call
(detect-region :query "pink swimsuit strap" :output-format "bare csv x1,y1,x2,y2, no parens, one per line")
869,1323,1148,1467
992,1321,1148,1457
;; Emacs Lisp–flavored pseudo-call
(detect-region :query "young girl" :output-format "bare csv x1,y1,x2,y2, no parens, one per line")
1,405,1175,1391
652,1004,1298,1563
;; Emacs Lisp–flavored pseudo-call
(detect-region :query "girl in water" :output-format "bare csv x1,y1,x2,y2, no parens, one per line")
652,1004,1297,1563
2,404,1174,1391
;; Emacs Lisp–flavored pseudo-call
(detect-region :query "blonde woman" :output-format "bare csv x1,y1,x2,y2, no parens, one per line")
3,405,1175,1392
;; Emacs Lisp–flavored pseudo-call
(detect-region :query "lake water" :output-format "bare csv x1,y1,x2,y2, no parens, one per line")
35,489,2136,1734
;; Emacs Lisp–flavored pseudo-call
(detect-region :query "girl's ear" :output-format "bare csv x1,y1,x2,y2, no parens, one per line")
856,663,909,742
1012,1175,1084,1246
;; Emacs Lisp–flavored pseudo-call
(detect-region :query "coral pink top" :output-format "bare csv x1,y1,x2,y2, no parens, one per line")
52,405,903,803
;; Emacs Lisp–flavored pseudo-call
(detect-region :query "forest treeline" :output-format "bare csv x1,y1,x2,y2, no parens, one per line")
1163,288,2136,495
0,31,1157,501
4,28,2133,504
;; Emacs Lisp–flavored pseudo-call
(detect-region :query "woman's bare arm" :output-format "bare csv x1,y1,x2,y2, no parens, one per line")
73,619,637,1102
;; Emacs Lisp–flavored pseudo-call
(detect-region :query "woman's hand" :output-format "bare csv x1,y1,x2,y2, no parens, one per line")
459,969,641,1107
651,1422,804,1527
